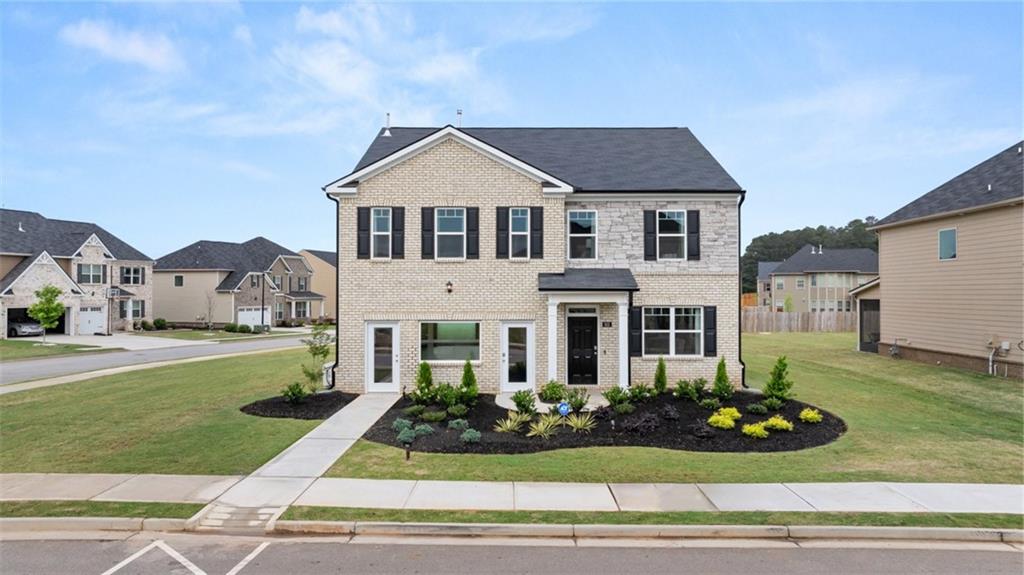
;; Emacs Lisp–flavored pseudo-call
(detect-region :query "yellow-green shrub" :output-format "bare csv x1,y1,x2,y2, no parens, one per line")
764,415,794,431
716,407,742,421
707,413,736,429
742,422,769,439
799,408,823,423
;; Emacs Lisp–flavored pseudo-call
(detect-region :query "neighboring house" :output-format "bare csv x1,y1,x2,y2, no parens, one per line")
299,249,337,321
0,209,153,338
323,126,745,395
863,141,1023,377
763,245,878,312
153,237,324,328
755,261,781,307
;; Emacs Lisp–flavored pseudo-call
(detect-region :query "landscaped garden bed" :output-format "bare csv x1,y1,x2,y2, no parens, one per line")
240,390,358,420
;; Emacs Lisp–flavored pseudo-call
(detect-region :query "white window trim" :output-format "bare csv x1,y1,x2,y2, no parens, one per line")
275,302,284,320
656,209,687,261
796,278,805,289
121,266,143,285
131,300,144,319
79,263,103,284
937,227,957,261
371,207,392,260
509,207,531,260
294,301,309,318
434,207,467,261
641,306,703,357
297,277,308,292
418,320,482,364
566,209,598,261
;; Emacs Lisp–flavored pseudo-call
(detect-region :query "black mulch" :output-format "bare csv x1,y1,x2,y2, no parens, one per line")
363,392,846,454
240,391,359,420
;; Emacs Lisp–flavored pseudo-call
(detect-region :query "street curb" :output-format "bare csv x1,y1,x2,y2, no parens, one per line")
0,517,144,532
354,522,575,537
574,524,788,538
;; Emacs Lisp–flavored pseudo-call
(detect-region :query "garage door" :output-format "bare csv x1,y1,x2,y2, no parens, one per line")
79,306,106,335
237,307,270,328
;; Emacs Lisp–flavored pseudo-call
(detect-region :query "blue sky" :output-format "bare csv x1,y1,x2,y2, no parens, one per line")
2,2,1021,259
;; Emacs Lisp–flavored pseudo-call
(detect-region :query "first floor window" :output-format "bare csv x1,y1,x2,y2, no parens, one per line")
643,307,702,356
372,207,391,259
938,228,957,260
173,275,184,287
845,299,851,312
275,302,284,320
420,321,480,361
774,299,785,312
120,266,143,285
509,207,530,259
294,302,308,318
119,300,145,319
435,208,466,259
567,210,596,259
77,264,104,284
657,210,686,260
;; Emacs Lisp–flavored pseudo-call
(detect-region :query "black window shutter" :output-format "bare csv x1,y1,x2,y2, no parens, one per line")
119,301,126,319
101,265,107,284
629,307,643,357
141,267,146,285
495,207,509,259
643,210,657,261
687,210,701,261
141,300,146,318
421,207,434,259
466,207,479,259
391,207,405,259
704,306,717,357
530,206,544,259
76,264,83,283
356,207,370,259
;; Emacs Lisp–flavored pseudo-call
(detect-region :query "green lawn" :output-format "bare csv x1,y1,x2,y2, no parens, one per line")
0,339,120,362
283,506,1024,530
0,349,322,475
0,500,203,519
327,333,1024,484
135,329,265,341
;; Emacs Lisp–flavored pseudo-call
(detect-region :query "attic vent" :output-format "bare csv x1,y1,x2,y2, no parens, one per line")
383,112,391,137
17,222,24,232
987,183,992,191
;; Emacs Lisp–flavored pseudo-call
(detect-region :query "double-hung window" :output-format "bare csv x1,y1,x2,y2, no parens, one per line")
938,228,957,260
567,210,597,259
119,300,144,319
372,208,391,259
275,302,284,320
420,322,480,361
509,208,530,259
295,301,308,318
251,275,260,288
775,279,784,290
77,264,104,284
642,306,702,356
435,208,466,259
173,275,184,287
297,277,308,291
796,278,805,289
657,210,686,259
120,266,143,285
273,275,283,290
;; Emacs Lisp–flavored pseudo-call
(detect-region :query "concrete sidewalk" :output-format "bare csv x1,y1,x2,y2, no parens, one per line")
0,473,241,504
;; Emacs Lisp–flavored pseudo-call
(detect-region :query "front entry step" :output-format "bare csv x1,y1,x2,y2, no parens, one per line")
193,504,280,533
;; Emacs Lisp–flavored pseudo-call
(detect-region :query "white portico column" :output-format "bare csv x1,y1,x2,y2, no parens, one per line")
547,300,558,383
126,298,132,331
618,301,629,388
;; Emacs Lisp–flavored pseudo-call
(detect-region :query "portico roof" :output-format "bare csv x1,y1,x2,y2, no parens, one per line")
538,268,638,292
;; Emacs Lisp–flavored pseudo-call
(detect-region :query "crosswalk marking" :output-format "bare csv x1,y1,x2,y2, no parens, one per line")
100,539,271,575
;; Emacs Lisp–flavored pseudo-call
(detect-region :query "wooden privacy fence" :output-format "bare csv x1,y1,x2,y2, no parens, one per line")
742,310,857,333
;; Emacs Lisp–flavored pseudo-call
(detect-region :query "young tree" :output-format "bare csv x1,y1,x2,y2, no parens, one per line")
459,358,479,405
300,323,335,393
203,292,217,333
763,356,794,401
784,295,794,312
712,357,733,400
28,285,64,344
653,356,668,394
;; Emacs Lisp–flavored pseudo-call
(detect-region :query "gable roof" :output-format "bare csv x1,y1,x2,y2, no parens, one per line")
155,237,299,291
875,141,1024,229
336,126,742,193
1,251,84,295
757,261,781,281
0,209,150,261
771,244,878,274
303,249,337,267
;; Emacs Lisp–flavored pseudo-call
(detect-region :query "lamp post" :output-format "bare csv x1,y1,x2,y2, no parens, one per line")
260,275,266,328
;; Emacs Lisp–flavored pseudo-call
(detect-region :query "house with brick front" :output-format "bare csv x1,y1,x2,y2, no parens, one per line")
1,209,154,338
153,237,324,328
323,126,745,394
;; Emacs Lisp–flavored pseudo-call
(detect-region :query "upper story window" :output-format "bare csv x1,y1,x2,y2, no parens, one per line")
251,275,260,288
273,275,283,290
810,274,818,287
435,208,466,259
509,208,530,259
642,306,702,357
657,210,686,260
77,264,104,284
796,278,805,289
372,208,391,259
173,275,184,287
938,228,957,260
568,210,597,260
120,266,144,285
775,279,784,290
297,277,308,291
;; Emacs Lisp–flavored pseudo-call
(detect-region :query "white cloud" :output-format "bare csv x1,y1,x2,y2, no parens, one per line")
233,24,252,46
488,7,597,44
273,41,378,101
409,50,480,84
59,19,184,73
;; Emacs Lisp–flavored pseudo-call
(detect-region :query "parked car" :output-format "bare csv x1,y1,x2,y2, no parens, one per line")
8,320,44,338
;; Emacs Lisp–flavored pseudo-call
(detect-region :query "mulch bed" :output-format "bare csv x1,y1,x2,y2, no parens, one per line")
364,392,846,454
240,391,359,420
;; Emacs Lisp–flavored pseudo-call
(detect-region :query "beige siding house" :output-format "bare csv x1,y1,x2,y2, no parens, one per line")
324,126,745,395
866,141,1023,378
760,245,877,313
299,250,337,321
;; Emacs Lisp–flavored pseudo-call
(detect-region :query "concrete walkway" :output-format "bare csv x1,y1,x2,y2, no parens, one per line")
0,473,241,504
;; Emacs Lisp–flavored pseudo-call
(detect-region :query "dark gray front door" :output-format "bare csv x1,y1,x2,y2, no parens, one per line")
568,316,598,385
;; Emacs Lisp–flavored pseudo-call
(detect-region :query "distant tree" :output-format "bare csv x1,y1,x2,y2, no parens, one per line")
28,285,63,344
784,295,794,312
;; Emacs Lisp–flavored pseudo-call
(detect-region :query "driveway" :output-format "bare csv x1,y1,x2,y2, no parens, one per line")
22,333,214,351
0,335,306,386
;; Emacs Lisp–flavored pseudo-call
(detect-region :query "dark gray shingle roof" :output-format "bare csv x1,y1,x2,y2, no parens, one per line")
285,291,324,299
0,209,150,261
757,261,781,281
155,237,298,291
304,249,337,266
538,268,639,292
876,141,1023,227
772,245,878,274
351,127,742,192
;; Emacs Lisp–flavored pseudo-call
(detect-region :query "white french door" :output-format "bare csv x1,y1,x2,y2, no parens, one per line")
365,322,400,393
500,321,534,393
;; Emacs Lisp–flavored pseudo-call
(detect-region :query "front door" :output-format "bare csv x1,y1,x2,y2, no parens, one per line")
858,299,880,353
366,322,400,392
567,316,598,385
501,322,534,392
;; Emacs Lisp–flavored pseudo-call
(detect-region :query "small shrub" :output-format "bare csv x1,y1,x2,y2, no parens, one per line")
510,389,536,415
566,388,590,413
224,323,238,333
413,423,434,437
411,362,435,405
420,410,447,423
434,383,460,408
391,418,413,432
447,404,469,418
763,356,794,401
402,405,426,418
526,416,559,439
396,428,417,444
565,412,597,433
653,357,668,395
716,407,742,421
712,357,732,399
707,413,736,429
153,318,167,330
237,324,253,334
746,403,768,415
629,382,655,403
602,387,630,407
281,382,308,404
742,422,770,439
493,410,532,433
509,410,532,428
764,415,794,432
459,359,479,405
660,404,680,421
613,402,636,415
623,412,659,433
460,428,481,444
538,380,568,403
674,380,699,403
447,418,470,431
692,378,708,396
252,325,267,334
699,397,721,410
140,320,154,331
799,408,823,423
762,397,784,411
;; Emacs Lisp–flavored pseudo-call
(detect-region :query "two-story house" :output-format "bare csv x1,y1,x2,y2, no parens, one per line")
761,245,877,312
756,261,781,307
153,237,324,328
298,249,337,321
324,126,745,394
0,209,153,337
